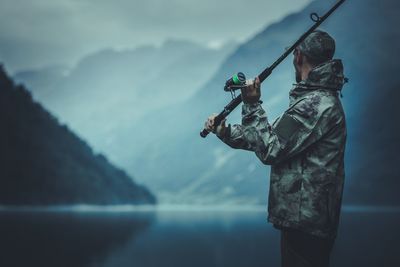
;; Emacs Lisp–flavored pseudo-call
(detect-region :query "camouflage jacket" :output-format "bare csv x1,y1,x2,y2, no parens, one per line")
218,60,347,238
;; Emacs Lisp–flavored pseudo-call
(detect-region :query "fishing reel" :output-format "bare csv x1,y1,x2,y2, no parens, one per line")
224,72,246,98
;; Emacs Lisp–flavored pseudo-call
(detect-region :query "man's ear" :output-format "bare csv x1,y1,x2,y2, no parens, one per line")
296,51,303,66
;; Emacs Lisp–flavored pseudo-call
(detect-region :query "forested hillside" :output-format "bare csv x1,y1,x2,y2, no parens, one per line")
0,66,155,205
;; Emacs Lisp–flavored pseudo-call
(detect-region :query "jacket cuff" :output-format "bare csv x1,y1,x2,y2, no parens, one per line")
242,100,263,116
216,124,231,142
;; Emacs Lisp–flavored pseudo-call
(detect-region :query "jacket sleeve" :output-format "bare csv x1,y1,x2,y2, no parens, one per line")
216,101,270,151
217,95,332,165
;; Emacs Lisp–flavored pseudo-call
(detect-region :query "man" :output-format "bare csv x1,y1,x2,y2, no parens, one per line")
205,30,346,267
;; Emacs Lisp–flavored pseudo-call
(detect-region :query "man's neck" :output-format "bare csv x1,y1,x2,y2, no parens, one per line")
301,64,313,81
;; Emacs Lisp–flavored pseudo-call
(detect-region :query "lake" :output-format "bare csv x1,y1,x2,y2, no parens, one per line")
0,205,398,267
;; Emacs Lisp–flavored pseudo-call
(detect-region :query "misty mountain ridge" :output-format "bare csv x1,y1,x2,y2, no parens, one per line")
0,65,155,205
12,0,400,205
14,38,238,159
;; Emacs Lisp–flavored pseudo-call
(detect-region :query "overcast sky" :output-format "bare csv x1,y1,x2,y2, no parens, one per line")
0,0,312,72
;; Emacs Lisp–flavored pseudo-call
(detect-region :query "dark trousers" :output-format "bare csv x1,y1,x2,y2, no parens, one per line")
280,228,335,267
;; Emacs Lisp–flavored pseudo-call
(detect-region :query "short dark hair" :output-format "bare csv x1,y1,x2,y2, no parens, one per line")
298,30,336,66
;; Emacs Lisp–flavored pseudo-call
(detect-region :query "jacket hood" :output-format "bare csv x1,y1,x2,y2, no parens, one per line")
290,59,346,99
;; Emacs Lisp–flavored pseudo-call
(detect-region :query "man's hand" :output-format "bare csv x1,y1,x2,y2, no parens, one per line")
241,77,261,104
205,114,227,136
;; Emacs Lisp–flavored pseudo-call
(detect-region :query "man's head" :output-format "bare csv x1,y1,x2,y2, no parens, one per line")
293,30,336,82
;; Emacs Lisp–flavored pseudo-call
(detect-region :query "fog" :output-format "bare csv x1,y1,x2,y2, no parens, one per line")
0,0,311,72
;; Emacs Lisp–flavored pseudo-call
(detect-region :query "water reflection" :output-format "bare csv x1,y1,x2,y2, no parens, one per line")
0,210,153,267
0,207,399,267
100,208,279,267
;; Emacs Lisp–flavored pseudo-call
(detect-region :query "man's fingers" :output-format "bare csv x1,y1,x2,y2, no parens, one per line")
207,118,214,129
215,118,227,136
255,77,260,88
221,119,227,127
206,122,213,131
205,113,224,134
205,117,211,131
205,114,217,132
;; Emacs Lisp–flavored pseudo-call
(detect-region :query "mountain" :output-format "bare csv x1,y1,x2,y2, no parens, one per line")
11,0,400,206
0,65,155,205
119,0,400,205
14,39,237,161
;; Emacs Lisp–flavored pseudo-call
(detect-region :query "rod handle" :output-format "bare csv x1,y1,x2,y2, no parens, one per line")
200,128,210,138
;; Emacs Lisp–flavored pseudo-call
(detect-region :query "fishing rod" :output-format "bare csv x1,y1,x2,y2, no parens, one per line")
200,0,346,138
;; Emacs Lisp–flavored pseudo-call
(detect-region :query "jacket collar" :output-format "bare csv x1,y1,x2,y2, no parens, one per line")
289,59,345,102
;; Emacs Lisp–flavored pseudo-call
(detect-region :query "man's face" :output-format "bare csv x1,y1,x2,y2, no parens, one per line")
293,49,302,83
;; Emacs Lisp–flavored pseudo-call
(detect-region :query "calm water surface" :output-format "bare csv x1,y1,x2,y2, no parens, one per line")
0,206,399,267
